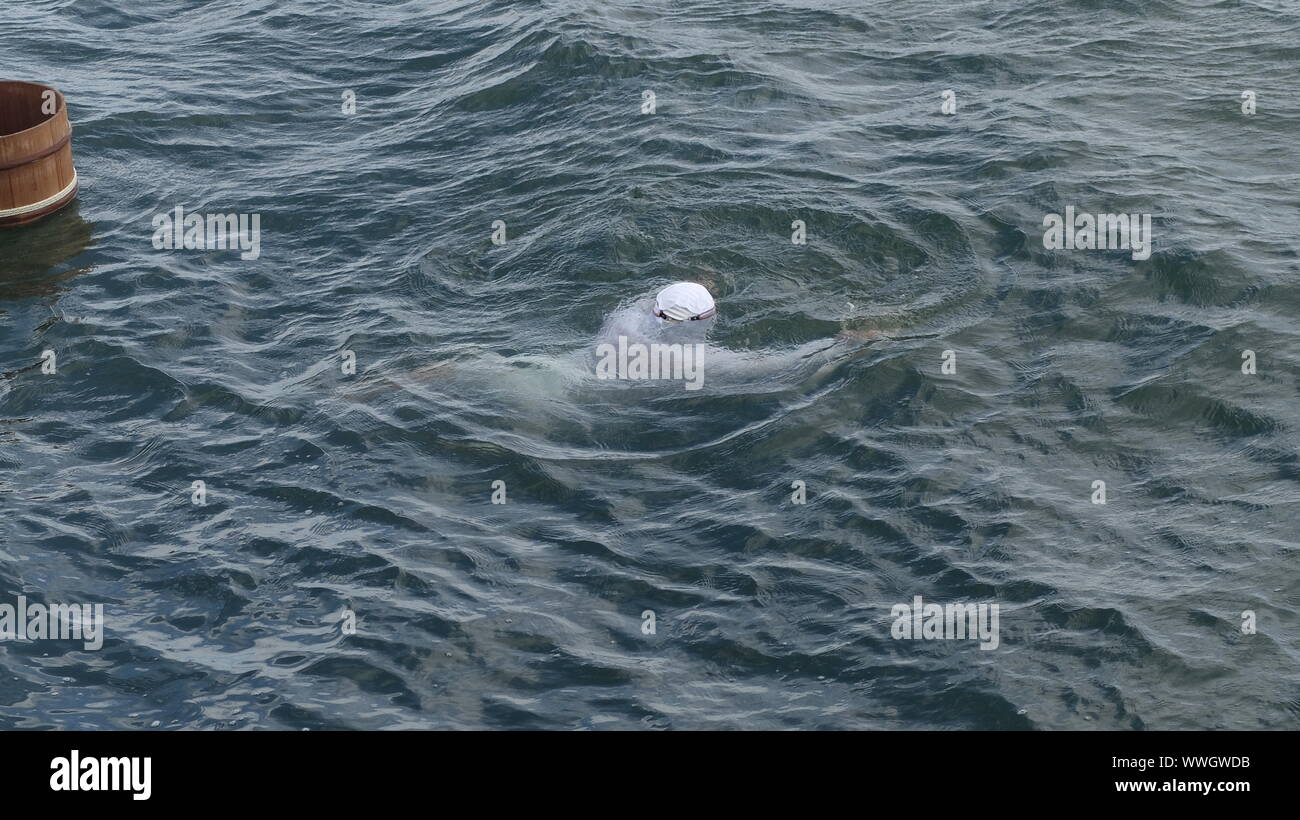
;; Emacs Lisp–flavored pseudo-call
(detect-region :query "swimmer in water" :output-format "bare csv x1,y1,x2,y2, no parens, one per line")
593,280,717,348
597,279,886,348
586,279,894,395
347,279,895,403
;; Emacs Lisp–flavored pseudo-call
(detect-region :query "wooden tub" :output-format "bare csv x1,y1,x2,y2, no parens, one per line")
0,81,78,228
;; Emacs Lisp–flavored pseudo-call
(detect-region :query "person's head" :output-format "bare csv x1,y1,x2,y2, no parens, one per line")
653,282,716,323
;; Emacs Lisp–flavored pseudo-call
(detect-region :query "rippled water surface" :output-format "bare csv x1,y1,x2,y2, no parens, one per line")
2,0,1299,729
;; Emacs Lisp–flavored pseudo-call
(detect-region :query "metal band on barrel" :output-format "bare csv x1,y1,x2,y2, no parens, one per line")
0,129,72,171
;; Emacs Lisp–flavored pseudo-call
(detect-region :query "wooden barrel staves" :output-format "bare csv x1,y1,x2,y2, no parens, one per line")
0,81,79,228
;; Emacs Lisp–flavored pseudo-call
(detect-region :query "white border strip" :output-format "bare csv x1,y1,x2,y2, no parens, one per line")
0,170,78,219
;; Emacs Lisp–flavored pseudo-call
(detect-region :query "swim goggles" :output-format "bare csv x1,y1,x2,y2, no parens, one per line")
653,307,717,322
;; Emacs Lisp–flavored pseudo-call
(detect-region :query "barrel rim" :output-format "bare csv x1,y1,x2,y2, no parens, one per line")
0,79,67,140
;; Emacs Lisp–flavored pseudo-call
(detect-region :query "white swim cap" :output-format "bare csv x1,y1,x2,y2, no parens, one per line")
654,282,716,322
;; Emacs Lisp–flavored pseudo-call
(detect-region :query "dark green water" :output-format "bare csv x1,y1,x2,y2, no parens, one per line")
1,0,1298,729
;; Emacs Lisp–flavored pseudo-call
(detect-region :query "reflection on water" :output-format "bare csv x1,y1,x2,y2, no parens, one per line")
0,202,95,301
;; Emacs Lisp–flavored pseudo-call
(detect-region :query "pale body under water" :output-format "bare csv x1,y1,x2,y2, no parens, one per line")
355,292,870,416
